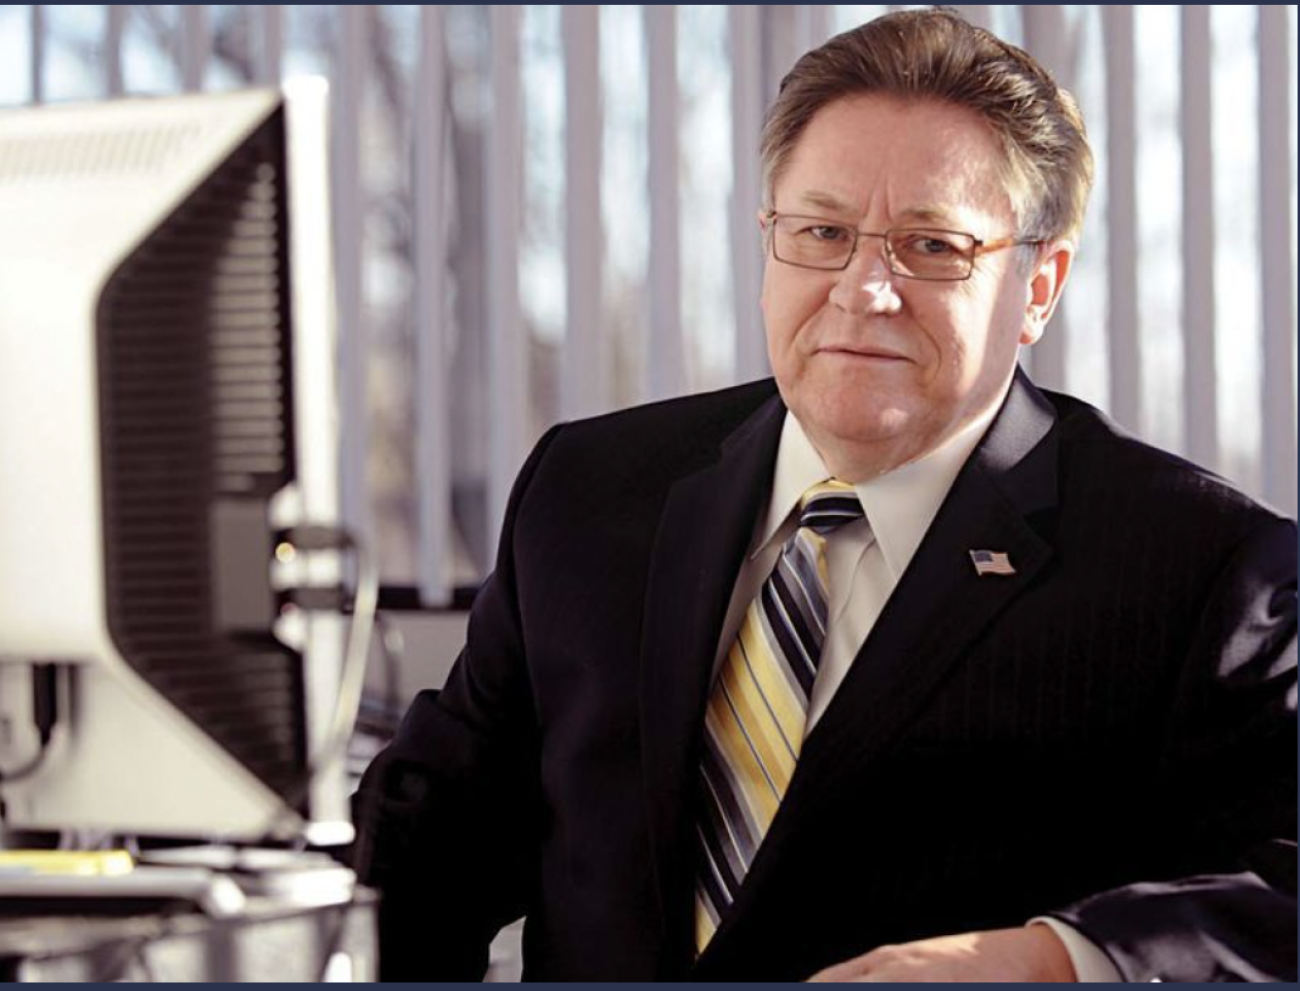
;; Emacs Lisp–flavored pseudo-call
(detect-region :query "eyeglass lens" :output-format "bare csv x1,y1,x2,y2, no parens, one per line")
772,216,977,280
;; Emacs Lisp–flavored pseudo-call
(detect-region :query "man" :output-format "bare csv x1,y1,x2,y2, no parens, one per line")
353,8,1296,982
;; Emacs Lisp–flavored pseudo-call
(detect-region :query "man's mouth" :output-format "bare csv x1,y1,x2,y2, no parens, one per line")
818,346,910,362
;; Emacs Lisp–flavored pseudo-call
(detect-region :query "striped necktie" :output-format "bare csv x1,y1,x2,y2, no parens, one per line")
694,478,865,952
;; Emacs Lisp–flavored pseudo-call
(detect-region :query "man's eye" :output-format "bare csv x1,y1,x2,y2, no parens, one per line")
905,235,957,255
800,225,850,242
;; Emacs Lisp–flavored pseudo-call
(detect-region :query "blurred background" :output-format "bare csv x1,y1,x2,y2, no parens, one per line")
1,4,1296,605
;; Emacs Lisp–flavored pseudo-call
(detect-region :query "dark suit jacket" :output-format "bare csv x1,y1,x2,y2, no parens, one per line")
353,372,1297,982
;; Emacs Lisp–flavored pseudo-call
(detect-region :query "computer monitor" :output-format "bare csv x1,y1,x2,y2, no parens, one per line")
0,83,352,844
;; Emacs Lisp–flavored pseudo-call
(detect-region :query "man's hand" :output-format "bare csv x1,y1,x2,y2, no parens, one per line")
807,925,1078,983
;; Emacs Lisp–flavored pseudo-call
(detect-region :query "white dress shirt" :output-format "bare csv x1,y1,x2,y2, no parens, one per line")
710,403,1121,983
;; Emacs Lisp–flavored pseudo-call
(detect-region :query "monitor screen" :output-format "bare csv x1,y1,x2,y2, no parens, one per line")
0,82,352,844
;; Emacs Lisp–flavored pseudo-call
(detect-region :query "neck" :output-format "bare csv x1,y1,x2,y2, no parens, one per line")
804,431,931,483
801,395,1010,485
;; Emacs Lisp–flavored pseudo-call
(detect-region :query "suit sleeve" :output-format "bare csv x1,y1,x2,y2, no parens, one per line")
350,424,563,981
1050,517,1298,982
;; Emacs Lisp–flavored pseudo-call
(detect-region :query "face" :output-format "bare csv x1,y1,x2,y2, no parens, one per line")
761,94,1070,478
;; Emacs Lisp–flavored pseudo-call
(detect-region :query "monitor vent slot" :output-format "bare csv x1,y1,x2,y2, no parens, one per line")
0,123,204,185
96,110,306,811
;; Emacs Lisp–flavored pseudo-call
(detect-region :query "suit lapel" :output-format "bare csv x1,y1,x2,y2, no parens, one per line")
638,390,785,973
737,372,1062,895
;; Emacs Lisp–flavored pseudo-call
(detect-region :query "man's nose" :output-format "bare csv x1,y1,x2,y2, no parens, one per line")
828,237,903,316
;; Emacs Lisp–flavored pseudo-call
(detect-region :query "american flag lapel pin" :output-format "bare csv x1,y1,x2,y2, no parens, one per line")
969,549,1016,577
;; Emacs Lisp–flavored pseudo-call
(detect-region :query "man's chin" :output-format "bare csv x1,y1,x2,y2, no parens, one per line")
792,400,940,473
800,400,921,446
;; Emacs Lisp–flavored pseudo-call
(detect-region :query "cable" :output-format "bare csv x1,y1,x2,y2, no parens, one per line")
317,537,379,781
0,664,61,786
354,613,405,740
0,750,47,786
259,526,378,841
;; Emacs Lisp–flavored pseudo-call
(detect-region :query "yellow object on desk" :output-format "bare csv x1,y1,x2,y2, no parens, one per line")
0,850,134,876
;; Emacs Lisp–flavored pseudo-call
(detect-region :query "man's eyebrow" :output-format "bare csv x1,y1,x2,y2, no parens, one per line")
895,206,962,227
787,193,965,229
794,190,856,214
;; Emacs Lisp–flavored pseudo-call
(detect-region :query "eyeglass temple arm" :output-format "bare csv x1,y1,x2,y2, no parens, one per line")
976,235,1045,255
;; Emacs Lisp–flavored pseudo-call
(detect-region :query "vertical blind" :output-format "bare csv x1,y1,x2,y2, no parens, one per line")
7,4,1296,603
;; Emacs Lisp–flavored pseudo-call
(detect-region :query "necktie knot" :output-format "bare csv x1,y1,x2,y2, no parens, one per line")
797,478,864,534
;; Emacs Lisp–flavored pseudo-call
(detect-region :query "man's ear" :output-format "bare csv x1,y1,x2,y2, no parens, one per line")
1021,239,1074,346
757,209,770,232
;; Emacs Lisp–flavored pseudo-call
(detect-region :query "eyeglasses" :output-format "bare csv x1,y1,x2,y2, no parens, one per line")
765,212,1043,282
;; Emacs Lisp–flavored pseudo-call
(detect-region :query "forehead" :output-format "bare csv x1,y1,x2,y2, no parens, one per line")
776,94,1017,230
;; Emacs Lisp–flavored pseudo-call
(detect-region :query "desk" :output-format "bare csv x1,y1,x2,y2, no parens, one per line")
0,888,377,982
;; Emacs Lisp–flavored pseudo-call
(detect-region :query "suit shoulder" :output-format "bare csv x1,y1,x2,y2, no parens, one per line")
1045,389,1294,534
536,379,779,484
562,378,777,441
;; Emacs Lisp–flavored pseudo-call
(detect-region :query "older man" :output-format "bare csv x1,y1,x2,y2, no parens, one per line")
354,9,1296,982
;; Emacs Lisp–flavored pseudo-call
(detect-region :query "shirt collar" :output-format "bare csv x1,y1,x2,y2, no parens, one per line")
754,396,1004,582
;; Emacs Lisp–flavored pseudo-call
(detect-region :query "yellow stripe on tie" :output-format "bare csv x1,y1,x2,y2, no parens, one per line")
706,688,781,825
695,892,718,950
719,655,796,789
737,609,806,746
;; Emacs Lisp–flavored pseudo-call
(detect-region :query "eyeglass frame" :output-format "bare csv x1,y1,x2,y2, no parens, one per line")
763,211,1045,282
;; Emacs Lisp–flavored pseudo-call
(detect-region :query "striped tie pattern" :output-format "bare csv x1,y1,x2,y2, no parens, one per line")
694,479,865,952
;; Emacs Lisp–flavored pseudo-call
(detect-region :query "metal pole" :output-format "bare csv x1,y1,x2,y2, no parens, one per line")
30,5,45,105
730,5,768,383
486,5,528,545
179,4,209,92
1180,5,1219,470
1258,4,1297,513
645,5,684,401
562,5,607,420
415,6,452,605
258,6,284,86
1103,6,1141,433
105,5,126,96
333,5,373,564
